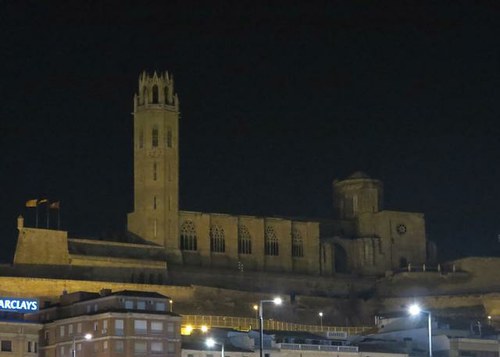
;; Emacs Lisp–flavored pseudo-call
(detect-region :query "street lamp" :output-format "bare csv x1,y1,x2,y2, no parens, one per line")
72,333,92,357
408,304,432,357
259,297,282,357
253,304,259,319
169,299,173,312
206,337,224,357
318,312,324,331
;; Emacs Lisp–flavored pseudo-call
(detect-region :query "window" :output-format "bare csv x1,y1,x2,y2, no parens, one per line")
103,341,108,350
115,319,124,336
134,320,147,334
151,342,163,353
103,320,108,330
180,221,197,251
86,305,91,313
167,343,175,353
77,323,82,333
154,196,157,210
34,342,38,353
152,126,159,147
59,326,65,337
94,304,98,311
265,226,279,256
167,322,174,333
238,225,252,254
93,321,98,331
142,87,148,104
115,340,124,353
292,228,304,257
151,321,163,333
137,301,146,310
68,324,73,335
210,225,225,253
125,300,134,309
134,341,147,354
153,162,157,181
28,341,33,353
60,346,64,356
166,127,172,148
155,302,166,311
152,85,159,103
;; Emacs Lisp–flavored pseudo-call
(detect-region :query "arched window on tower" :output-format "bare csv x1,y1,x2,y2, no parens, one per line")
142,87,148,104
210,225,225,253
153,162,157,181
292,228,304,257
265,226,279,256
152,126,159,147
180,221,197,251
238,225,252,254
152,85,159,104
166,127,172,148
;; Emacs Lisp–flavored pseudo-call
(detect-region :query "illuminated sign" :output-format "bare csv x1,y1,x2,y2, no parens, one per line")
0,297,39,313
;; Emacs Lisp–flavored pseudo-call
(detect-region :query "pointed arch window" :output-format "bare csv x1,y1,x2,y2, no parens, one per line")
292,228,304,257
166,127,172,148
153,162,157,181
210,225,225,253
152,85,159,104
153,196,157,210
265,226,279,256
152,126,159,147
238,225,252,255
142,87,148,104
180,221,197,251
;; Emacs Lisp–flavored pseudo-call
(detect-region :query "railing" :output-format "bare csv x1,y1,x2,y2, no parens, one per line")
279,343,359,352
181,315,370,335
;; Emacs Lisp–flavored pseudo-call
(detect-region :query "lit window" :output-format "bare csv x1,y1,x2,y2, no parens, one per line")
151,321,163,333
238,225,252,254
265,226,279,256
103,341,108,350
115,320,124,336
134,320,147,334
59,326,65,337
180,221,197,251
151,342,163,353
60,346,64,356
77,323,82,333
210,225,225,253
68,324,73,335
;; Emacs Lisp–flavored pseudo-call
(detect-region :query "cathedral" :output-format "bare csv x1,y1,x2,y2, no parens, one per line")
13,71,428,282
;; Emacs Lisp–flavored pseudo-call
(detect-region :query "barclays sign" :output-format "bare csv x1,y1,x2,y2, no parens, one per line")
0,298,39,313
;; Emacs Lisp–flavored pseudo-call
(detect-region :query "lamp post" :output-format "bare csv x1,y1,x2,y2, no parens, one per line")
408,304,432,357
259,297,282,357
72,333,92,357
206,337,224,357
319,312,324,331
253,304,259,320
169,299,173,312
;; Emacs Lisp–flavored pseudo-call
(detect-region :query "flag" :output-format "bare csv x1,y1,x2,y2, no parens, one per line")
38,199,48,204
49,201,60,209
25,199,38,207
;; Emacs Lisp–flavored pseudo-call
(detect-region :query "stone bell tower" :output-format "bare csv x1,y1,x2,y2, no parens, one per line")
127,71,181,262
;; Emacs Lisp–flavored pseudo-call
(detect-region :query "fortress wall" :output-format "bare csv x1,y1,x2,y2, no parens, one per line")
70,254,167,269
14,228,70,265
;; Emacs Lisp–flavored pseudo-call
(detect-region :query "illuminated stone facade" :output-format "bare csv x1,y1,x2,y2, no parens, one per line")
13,71,428,277
126,71,428,276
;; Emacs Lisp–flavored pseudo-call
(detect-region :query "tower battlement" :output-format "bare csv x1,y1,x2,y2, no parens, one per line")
134,71,179,111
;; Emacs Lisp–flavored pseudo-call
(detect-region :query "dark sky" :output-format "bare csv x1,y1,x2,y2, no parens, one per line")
1,2,499,262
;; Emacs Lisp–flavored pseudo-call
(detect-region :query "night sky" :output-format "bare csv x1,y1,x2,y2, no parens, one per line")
1,2,499,263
